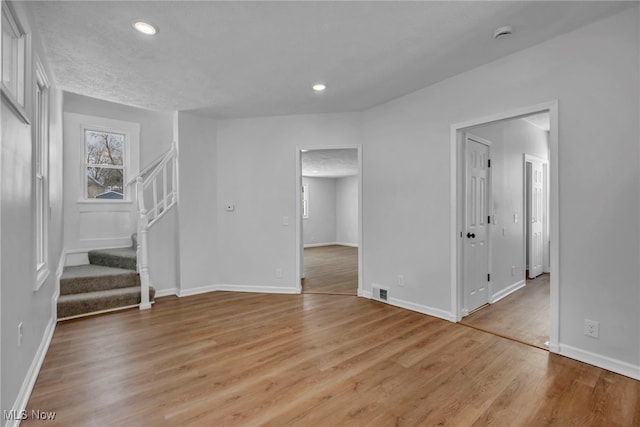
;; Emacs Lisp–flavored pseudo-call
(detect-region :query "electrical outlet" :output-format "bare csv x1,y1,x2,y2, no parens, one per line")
511,265,516,276
584,319,599,338
397,275,404,287
275,268,283,278
18,322,23,347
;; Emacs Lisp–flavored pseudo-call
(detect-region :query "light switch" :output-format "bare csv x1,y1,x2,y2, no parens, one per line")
513,213,518,223
282,216,289,226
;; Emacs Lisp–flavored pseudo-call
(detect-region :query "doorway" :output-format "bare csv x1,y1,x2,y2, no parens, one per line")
295,146,363,296
452,103,558,351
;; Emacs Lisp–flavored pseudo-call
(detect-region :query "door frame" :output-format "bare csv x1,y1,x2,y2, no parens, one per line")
523,154,548,279
450,100,559,352
294,145,363,295
462,133,493,316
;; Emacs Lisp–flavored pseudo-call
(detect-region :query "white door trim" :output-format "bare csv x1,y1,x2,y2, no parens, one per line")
294,145,363,295
450,100,559,353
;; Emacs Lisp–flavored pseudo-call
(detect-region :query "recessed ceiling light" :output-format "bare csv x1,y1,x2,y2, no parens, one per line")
312,83,326,92
133,20,158,36
494,25,513,39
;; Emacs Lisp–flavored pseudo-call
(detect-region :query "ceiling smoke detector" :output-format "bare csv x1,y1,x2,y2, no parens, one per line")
493,25,513,39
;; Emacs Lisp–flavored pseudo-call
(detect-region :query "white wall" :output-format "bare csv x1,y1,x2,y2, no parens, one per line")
1,1,64,417
470,118,549,299
302,177,336,246
336,175,358,246
216,113,363,290
211,9,639,372
177,111,218,293
362,9,639,369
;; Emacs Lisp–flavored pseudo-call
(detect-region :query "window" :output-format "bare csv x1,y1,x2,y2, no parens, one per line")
1,1,28,123
34,58,49,289
85,130,126,199
302,184,309,219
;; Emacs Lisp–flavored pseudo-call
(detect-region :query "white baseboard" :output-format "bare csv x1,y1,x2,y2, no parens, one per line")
558,344,640,380
358,289,372,298
216,284,300,294
358,289,455,322
155,288,178,298
490,279,526,303
177,284,219,297
304,242,336,248
65,251,89,267
5,317,56,427
177,284,299,297
334,242,358,247
388,296,456,322
304,242,358,248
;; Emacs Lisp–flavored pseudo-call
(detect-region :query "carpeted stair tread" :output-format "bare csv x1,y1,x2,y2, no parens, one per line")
88,247,137,270
57,286,156,319
60,265,140,295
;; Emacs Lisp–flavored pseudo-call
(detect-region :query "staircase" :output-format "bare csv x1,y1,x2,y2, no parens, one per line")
57,235,156,320
58,142,177,319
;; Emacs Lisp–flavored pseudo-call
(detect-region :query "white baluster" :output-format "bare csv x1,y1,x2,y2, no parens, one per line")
138,211,151,310
152,177,158,220
171,154,177,204
163,164,168,211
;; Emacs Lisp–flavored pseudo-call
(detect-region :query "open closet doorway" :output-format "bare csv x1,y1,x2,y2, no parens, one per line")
456,109,554,350
296,147,362,295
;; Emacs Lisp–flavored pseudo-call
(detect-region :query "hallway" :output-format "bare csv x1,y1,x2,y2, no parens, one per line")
302,245,358,295
461,274,550,349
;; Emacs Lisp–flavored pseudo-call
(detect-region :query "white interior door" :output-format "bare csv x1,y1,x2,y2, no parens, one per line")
528,158,544,278
464,135,490,314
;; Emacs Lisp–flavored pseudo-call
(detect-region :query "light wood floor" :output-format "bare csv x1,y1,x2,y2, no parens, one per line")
461,274,550,349
302,245,357,295
25,291,639,426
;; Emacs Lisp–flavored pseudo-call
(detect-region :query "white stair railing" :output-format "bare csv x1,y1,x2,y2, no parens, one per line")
127,142,178,309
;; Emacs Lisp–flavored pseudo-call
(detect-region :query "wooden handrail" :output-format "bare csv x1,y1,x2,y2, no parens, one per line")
126,142,176,186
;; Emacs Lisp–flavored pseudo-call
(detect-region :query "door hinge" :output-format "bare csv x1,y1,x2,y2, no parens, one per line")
488,159,491,168
487,273,491,281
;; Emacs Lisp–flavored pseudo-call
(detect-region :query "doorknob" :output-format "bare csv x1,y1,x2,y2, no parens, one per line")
466,232,476,239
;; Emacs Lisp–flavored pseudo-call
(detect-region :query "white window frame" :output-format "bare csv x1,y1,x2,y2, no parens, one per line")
302,184,309,219
83,126,130,202
34,57,49,290
1,1,29,123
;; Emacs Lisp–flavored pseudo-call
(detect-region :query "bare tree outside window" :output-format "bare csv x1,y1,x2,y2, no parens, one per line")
85,130,125,199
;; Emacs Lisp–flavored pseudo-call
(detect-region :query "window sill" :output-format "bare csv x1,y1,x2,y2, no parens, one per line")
77,199,133,204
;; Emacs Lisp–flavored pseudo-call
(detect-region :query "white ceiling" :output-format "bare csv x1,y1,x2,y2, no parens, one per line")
302,149,358,178
28,1,632,119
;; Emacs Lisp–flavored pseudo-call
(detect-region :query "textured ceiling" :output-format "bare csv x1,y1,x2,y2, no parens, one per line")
302,149,358,178
28,1,632,118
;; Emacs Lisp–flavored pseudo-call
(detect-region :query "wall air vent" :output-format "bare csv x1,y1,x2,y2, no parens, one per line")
372,285,389,302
